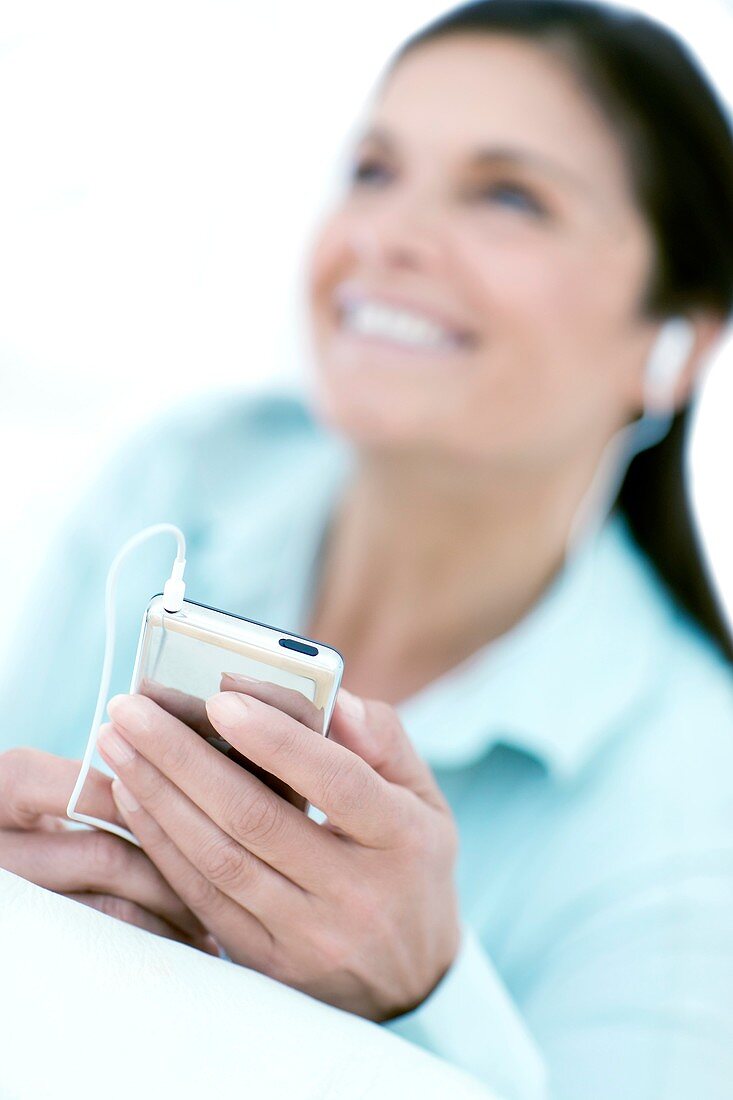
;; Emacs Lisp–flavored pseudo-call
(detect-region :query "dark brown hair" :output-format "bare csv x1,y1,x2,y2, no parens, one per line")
390,0,733,661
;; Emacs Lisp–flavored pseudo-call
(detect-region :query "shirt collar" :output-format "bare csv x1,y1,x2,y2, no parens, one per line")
393,509,672,779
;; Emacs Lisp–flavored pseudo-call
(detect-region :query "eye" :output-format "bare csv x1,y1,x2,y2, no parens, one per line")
478,181,546,216
349,157,392,185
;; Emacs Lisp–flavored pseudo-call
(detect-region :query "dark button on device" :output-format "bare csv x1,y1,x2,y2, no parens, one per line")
279,638,319,657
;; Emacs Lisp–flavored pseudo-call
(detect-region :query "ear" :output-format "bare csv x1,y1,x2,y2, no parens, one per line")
672,310,728,410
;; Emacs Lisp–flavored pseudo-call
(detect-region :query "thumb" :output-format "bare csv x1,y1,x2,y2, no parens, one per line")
329,689,443,806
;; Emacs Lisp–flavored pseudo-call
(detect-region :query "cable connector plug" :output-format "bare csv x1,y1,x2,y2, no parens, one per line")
163,556,186,612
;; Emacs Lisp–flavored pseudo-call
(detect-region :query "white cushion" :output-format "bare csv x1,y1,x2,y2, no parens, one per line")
0,869,495,1099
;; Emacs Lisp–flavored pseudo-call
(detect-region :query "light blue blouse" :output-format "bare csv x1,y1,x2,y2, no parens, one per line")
3,387,733,1100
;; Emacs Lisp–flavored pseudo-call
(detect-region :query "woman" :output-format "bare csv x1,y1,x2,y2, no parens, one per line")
1,2,733,1096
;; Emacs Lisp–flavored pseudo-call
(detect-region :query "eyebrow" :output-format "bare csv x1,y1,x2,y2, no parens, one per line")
355,125,589,193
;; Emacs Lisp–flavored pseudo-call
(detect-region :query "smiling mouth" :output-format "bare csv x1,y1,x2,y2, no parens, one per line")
333,300,477,355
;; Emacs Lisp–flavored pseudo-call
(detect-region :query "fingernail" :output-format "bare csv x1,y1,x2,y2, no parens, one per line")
338,688,366,723
111,779,140,813
206,691,248,724
221,672,259,686
107,693,150,733
98,725,137,766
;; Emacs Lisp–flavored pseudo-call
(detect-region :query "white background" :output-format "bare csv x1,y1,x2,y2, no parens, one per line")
1,0,732,665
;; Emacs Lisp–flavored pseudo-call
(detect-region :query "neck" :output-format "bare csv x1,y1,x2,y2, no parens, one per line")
307,440,608,698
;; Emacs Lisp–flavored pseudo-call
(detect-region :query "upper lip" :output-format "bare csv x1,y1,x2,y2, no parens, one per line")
333,282,477,343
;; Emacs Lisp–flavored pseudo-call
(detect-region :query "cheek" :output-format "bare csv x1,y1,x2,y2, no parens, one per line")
305,214,348,343
452,227,642,452
460,223,614,365
450,236,599,445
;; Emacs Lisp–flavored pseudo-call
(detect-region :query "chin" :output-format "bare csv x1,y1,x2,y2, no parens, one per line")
310,375,430,451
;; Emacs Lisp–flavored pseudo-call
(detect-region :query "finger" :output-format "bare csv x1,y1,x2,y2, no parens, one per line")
110,780,275,968
138,674,326,740
219,675,327,808
0,748,125,830
220,674,325,734
98,725,307,924
102,700,342,887
329,691,444,807
137,678,212,737
0,828,206,940
205,691,406,847
135,684,307,808
64,892,214,951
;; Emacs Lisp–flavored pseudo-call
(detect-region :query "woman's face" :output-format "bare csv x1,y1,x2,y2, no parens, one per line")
305,34,658,470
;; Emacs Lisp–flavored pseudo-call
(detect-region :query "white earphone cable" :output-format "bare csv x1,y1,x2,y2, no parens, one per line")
565,409,674,556
65,523,187,847
566,318,695,556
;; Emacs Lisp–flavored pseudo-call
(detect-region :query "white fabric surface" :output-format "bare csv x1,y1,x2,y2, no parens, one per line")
0,869,495,1099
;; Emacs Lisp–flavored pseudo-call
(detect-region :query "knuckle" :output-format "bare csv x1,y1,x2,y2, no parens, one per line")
185,870,224,914
86,831,131,882
130,761,167,808
156,734,192,781
393,814,422,854
384,795,434,855
320,754,369,820
197,835,249,891
0,746,26,777
407,809,458,869
270,723,302,770
365,702,401,764
239,790,285,850
0,747,34,793
376,701,402,732
424,805,459,862
369,789,414,849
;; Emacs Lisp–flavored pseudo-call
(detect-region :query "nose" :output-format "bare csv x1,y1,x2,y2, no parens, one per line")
348,200,446,270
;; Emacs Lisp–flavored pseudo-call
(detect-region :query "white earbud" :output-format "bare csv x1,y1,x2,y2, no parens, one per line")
566,315,696,557
642,316,696,416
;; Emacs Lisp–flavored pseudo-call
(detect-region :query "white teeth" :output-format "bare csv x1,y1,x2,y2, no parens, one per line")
342,300,462,348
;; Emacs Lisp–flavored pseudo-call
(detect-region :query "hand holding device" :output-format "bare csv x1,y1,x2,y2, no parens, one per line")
130,594,343,814
61,522,460,1016
96,679,461,1022
66,523,342,845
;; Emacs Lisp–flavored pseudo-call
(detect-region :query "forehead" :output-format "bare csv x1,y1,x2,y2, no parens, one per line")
371,34,634,203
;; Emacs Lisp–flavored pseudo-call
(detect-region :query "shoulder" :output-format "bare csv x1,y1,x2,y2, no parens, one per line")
624,529,733,772
580,552,733,854
122,385,329,476
515,558,733,928
93,385,338,515
598,513,733,762
47,385,341,578
527,516,733,866
633,597,733,808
